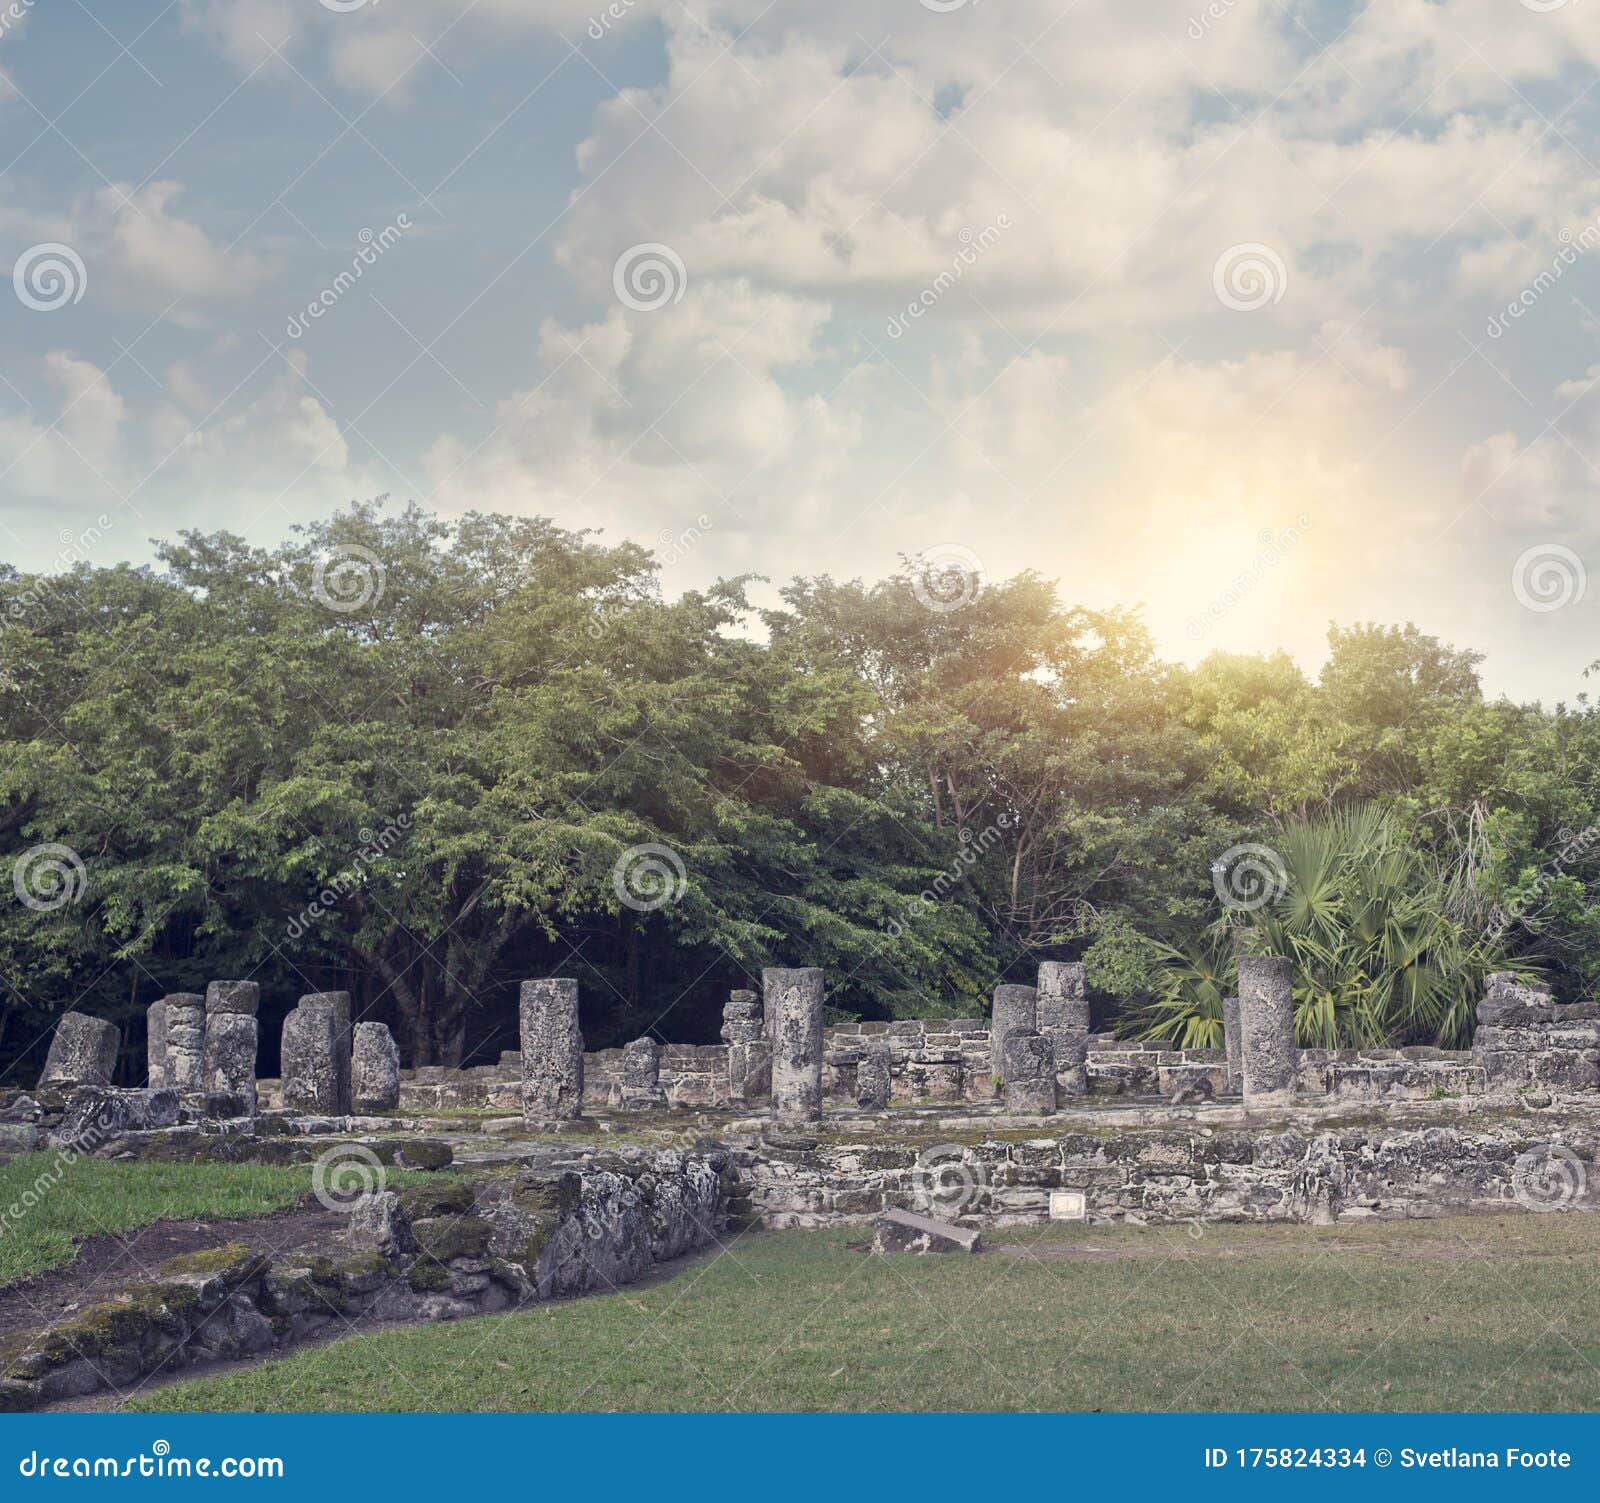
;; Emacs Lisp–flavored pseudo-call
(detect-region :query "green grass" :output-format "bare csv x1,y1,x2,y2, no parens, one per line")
0,1155,328,1287
131,1212,1600,1413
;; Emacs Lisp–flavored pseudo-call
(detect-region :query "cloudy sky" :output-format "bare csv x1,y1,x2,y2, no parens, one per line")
3,1,1600,701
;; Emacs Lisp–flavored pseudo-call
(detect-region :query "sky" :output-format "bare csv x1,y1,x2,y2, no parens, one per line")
3,0,1600,703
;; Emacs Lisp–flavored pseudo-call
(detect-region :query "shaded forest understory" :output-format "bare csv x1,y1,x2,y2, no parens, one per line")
2,501,1596,1079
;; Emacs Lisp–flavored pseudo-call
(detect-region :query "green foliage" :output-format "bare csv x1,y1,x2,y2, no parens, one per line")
1136,805,1529,1049
0,501,1593,1074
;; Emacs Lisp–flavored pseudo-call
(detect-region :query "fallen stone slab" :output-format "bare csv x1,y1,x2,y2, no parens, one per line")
871,1207,983,1255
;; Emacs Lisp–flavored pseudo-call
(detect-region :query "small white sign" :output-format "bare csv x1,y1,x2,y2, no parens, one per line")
1049,1189,1086,1221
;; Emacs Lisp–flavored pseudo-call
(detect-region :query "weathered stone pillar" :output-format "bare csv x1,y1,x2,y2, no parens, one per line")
38,1012,119,1088
1222,993,1243,1095
989,983,1037,1097
163,994,206,1095
520,978,584,1121
619,1037,667,1108
280,995,341,1114
1037,961,1090,1095
351,1021,401,1112
622,1037,659,1089
204,980,259,1116
766,967,824,1122
856,1041,892,1111
145,999,168,1089
298,990,351,1113
722,988,771,1102
1001,1028,1057,1115
1238,956,1296,1109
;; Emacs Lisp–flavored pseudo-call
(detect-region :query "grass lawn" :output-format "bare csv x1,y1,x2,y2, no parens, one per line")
0,1154,329,1287
131,1212,1600,1413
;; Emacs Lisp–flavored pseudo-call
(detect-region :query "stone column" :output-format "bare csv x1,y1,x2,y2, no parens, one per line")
766,967,824,1123
351,1022,401,1112
145,999,168,1089
1238,956,1296,1109
856,1041,892,1111
38,1012,119,1087
721,988,771,1102
163,994,206,1096
520,978,584,1121
620,1037,666,1108
1222,993,1243,1095
990,983,1038,1097
1037,960,1090,1096
203,979,259,1116
1001,1028,1057,1115
280,995,341,1114
298,991,351,1113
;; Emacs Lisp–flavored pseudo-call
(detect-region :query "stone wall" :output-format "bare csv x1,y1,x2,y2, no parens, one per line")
0,1146,732,1411
731,1114,1600,1229
388,1026,1490,1113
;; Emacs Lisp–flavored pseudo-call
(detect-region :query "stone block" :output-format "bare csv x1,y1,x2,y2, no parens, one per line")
871,1208,982,1254
1238,955,1295,1108
145,999,168,1090
351,1023,401,1112
990,983,1037,1099
38,1012,119,1088
767,967,824,1123
162,994,206,1095
205,980,260,1017
520,979,583,1121
204,1012,259,1115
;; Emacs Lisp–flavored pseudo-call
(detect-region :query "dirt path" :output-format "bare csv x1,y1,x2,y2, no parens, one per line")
0,1201,346,1344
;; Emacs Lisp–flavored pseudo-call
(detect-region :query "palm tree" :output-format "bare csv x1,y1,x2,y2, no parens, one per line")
1134,803,1529,1049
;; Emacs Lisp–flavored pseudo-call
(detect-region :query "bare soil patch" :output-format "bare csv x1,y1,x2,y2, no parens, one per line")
0,1200,344,1344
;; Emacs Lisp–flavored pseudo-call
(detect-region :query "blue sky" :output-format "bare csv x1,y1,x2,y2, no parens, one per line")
5,1,1600,702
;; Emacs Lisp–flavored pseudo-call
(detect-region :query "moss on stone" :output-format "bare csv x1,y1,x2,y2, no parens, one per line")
388,1139,453,1171
406,1257,451,1292
158,1243,267,1284
411,1215,490,1262
397,1179,475,1220
334,1251,391,1280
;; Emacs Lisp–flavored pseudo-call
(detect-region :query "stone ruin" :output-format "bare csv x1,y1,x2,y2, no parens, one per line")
8,956,1599,1240
5,955,1600,1410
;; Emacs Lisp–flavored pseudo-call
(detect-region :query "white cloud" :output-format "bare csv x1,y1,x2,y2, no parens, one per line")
0,354,127,502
